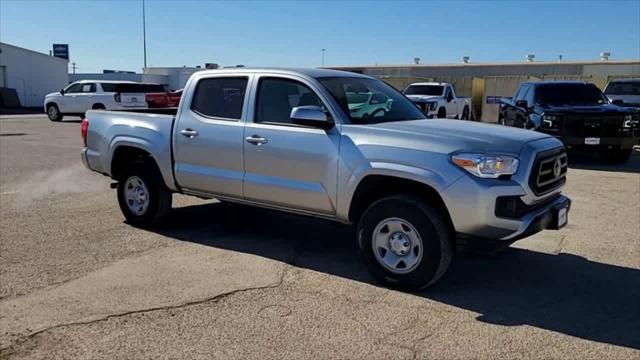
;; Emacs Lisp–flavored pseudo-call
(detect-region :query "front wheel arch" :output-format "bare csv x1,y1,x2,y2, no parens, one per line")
348,174,453,231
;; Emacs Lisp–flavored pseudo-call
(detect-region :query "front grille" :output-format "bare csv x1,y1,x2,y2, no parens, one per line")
529,147,568,196
413,102,427,114
562,114,624,137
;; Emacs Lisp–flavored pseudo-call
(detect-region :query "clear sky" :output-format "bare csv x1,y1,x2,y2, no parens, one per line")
1,0,639,73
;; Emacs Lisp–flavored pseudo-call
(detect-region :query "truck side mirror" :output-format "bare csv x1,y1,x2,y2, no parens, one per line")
446,93,453,102
515,99,528,109
611,99,624,106
60,89,65,95
290,106,334,130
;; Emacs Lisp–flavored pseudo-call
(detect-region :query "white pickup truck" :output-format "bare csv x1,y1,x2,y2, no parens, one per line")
403,82,471,120
44,81,166,121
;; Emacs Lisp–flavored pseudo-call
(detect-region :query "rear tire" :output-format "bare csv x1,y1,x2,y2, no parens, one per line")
47,104,63,122
117,159,172,227
357,194,454,290
437,107,446,119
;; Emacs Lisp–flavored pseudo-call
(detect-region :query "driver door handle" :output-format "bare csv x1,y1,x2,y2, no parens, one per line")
180,128,199,138
245,135,268,145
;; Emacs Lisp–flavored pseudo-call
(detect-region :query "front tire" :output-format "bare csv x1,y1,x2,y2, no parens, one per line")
437,107,446,119
357,194,454,290
601,148,633,164
117,159,172,227
47,104,63,122
461,106,470,120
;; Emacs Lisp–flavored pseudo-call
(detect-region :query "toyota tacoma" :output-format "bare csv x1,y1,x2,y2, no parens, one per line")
81,68,571,289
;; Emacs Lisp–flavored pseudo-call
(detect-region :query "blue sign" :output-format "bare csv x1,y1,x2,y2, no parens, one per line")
52,44,69,60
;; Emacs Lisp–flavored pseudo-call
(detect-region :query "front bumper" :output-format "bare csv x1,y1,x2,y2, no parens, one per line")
441,171,571,241
560,135,637,149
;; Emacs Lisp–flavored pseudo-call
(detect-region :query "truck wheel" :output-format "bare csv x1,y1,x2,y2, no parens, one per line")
47,104,63,122
117,159,172,227
461,106,470,120
602,148,633,164
357,194,453,290
437,108,446,119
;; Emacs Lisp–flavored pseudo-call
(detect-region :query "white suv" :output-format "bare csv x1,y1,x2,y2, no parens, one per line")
44,81,165,121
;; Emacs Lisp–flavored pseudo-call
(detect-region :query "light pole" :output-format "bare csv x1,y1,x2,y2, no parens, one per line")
142,0,147,68
321,48,326,67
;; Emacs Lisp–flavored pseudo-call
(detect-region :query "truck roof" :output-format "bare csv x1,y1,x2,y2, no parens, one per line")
523,81,590,86
73,80,140,84
407,82,448,86
193,67,372,79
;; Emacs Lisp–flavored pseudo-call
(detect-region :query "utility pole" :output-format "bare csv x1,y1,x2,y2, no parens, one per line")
142,0,147,69
71,62,77,74
321,48,326,67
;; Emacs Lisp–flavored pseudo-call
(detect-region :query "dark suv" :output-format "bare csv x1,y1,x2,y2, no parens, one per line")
499,81,639,163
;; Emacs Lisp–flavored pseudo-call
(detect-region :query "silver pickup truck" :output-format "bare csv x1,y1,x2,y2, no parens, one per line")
81,68,571,289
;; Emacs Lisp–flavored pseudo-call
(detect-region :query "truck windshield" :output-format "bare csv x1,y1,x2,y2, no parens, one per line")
536,83,607,105
403,85,443,96
319,77,426,124
604,81,640,95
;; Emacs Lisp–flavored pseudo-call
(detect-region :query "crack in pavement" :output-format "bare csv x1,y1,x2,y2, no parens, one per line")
0,265,293,355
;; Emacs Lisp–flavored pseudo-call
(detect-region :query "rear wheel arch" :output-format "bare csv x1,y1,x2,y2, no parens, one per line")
348,175,454,231
92,103,106,110
110,146,160,181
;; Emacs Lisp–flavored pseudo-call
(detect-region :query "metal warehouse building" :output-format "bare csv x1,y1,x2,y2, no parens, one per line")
0,42,69,108
331,60,640,122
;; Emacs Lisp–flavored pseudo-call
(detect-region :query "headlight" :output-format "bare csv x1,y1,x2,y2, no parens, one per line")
623,114,636,128
542,114,561,128
451,153,519,178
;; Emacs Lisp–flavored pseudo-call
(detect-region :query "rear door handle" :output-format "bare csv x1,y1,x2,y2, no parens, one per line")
245,135,268,145
180,128,199,138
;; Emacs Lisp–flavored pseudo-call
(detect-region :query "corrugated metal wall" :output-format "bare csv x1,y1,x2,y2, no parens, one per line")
338,61,639,122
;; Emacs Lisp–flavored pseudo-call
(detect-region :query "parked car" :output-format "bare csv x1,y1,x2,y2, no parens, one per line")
346,90,392,118
146,89,183,109
81,68,570,290
499,81,639,163
604,79,640,108
44,81,166,121
403,82,471,120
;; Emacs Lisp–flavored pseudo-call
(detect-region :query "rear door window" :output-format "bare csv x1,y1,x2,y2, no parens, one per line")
191,77,248,120
81,83,96,93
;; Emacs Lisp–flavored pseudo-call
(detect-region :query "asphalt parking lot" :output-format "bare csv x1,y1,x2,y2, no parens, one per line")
0,115,639,359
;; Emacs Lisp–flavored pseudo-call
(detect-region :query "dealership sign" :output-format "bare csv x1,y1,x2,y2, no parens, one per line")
52,44,69,60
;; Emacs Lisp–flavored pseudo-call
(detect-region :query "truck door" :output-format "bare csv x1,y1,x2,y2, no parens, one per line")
445,85,458,118
507,84,527,126
172,76,250,198
514,85,532,128
242,75,339,214
60,83,83,113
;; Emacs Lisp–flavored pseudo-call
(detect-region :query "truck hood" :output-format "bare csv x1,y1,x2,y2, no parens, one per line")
405,94,442,102
343,119,553,156
541,103,634,114
45,92,61,98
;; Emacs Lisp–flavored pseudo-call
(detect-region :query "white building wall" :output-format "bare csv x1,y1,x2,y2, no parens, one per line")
144,67,203,90
0,42,69,107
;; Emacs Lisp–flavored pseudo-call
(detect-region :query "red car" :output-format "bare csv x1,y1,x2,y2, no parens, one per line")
146,89,183,108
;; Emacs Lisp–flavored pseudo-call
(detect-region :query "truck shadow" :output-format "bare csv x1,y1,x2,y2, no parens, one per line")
567,148,640,173
149,202,640,350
